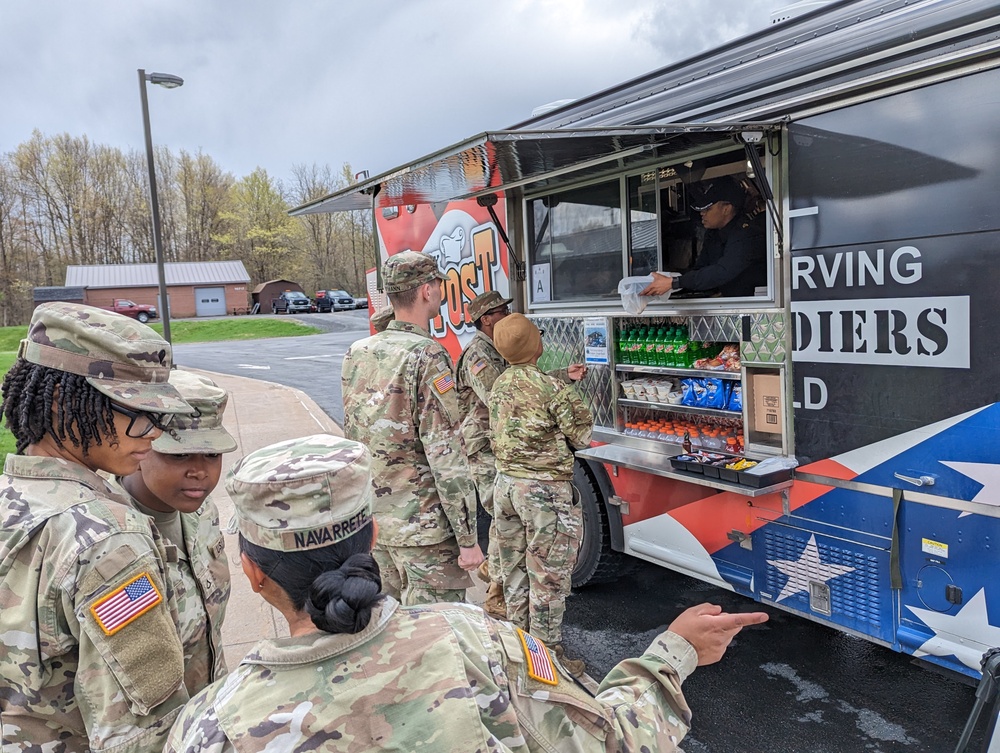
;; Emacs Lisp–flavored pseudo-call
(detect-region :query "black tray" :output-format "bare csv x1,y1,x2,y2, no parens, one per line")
738,468,793,488
670,457,704,474
718,466,741,484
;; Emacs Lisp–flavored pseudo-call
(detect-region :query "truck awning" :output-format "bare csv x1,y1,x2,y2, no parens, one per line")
290,123,783,215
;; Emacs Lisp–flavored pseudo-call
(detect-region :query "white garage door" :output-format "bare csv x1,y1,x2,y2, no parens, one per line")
194,287,227,317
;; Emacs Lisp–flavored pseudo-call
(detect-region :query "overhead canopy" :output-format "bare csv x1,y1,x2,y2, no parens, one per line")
290,123,783,216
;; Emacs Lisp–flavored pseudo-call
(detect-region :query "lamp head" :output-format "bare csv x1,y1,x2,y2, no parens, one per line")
146,72,184,89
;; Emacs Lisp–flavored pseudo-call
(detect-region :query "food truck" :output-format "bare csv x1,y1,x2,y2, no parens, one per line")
292,0,1000,679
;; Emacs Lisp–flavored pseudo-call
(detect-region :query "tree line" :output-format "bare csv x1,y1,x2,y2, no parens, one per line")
0,130,374,325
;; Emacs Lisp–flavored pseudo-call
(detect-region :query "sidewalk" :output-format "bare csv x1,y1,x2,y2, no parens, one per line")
185,368,486,668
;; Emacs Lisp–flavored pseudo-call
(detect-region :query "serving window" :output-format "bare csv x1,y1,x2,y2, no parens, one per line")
526,147,773,307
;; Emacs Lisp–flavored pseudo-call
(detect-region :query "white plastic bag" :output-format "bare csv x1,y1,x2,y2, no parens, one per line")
618,274,676,315
743,456,799,475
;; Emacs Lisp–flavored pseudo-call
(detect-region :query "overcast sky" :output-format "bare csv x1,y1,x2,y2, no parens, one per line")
2,0,783,186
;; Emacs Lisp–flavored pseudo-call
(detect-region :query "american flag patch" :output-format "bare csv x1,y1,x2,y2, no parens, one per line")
90,573,162,636
471,359,488,375
516,628,558,685
433,372,455,394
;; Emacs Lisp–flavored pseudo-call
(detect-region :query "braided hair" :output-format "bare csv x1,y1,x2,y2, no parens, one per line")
239,523,383,635
1,359,119,455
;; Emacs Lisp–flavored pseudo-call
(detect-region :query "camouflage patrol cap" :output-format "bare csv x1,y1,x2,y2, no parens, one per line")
226,434,374,552
382,251,446,294
19,302,192,413
152,371,238,455
467,290,513,323
370,305,395,333
493,313,542,365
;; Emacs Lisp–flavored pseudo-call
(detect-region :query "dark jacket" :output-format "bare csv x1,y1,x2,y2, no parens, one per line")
678,212,766,296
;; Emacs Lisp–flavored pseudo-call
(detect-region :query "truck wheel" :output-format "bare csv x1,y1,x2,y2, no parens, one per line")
137,312,149,323
572,461,632,587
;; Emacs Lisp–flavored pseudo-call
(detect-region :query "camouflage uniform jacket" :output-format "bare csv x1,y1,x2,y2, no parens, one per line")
341,320,477,548
164,597,697,753
490,364,594,481
111,481,231,696
457,332,572,458
0,455,189,753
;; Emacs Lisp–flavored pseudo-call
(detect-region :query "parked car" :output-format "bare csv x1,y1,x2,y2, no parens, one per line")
354,296,369,309
272,290,312,314
99,299,158,324
315,289,356,312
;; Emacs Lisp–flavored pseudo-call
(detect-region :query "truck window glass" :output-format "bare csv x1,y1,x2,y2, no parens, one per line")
528,178,622,302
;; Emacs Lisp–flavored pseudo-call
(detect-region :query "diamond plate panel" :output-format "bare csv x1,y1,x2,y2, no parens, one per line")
689,315,741,342
741,312,787,364
531,315,615,429
761,528,884,634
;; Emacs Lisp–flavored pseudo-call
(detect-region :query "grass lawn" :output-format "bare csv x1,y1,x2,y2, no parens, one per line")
0,317,322,463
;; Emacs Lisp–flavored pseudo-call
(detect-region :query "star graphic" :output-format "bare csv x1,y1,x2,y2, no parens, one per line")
766,534,856,603
939,461,1000,517
906,588,1000,671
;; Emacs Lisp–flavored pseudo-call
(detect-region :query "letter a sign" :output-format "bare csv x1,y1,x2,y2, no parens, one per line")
532,263,551,302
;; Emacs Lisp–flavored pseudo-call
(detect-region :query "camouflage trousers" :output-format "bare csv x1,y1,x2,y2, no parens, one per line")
493,472,581,644
469,448,501,583
373,538,473,606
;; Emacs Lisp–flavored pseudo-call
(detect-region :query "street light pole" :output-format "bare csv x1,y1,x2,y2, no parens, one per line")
138,69,183,345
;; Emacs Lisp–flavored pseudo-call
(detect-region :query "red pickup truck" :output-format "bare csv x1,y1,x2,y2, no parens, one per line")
100,299,159,324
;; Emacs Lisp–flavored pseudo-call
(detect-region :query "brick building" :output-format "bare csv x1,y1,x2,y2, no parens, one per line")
65,261,252,318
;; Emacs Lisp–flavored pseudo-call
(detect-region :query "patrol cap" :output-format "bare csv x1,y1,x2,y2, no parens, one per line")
19,302,192,414
493,313,542,365
152,371,238,454
382,251,446,294
691,178,746,211
226,434,374,552
370,305,395,333
467,290,513,323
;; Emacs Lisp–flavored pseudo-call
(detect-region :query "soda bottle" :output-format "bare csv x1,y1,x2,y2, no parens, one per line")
619,328,632,364
662,326,676,367
674,326,688,369
644,327,658,366
653,327,667,366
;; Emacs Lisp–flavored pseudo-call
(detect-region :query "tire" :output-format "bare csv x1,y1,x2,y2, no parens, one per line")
572,461,633,587
137,312,149,323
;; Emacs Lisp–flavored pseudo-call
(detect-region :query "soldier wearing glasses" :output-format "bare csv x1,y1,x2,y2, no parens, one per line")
0,303,195,753
456,291,586,619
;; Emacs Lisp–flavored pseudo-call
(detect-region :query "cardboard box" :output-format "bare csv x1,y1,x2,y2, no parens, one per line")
752,373,782,434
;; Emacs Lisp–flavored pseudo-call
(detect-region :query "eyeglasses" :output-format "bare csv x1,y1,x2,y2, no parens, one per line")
110,404,173,438
486,306,511,317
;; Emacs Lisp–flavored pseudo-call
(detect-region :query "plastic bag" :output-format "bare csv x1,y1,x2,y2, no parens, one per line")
618,274,676,315
743,456,799,475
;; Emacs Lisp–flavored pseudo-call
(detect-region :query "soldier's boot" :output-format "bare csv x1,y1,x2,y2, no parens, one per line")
551,643,587,678
483,582,508,620
476,559,491,584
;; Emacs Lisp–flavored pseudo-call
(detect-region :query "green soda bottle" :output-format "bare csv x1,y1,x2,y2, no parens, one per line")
653,327,667,366
675,325,690,368
617,328,628,364
644,327,658,366
662,326,676,367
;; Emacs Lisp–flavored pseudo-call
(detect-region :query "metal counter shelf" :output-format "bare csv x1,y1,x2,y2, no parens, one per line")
576,443,793,498
616,364,741,380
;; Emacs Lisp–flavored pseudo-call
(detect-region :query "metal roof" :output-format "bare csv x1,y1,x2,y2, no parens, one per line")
65,261,251,289
33,286,85,302
291,124,778,215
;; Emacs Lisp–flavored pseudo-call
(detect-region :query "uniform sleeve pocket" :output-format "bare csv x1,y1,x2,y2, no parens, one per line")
79,560,185,715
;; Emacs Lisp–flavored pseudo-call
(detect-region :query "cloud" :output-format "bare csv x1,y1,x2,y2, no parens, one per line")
1,0,776,182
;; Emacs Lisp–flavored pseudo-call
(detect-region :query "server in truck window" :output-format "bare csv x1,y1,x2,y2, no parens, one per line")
641,178,766,298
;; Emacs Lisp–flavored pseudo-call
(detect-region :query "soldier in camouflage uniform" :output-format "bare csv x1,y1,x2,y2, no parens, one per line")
489,313,594,675
456,290,587,618
0,302,195,752
165,433,769,753
113,370,236,696
341,251,482,605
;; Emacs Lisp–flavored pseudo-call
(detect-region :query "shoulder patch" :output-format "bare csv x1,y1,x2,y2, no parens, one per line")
90,572,163,636
471,359,488,375
516,628,558,686
432,372,455,394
